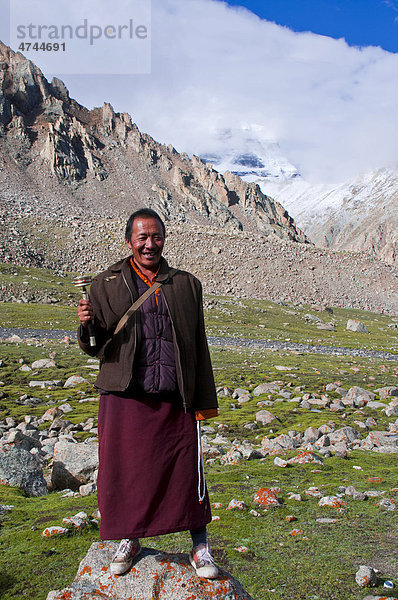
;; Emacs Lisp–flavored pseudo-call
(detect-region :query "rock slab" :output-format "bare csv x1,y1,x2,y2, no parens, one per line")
46,542,254,600
0,446,47,496
51,440,98,491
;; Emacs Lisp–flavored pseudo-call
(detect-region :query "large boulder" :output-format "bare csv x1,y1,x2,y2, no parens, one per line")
2,430,41,451
63,376,90,388
346,319,369,333
343,386,375,407
377,386,398,398
255,410,276,425
46,542,254,600
51,439,98,490
0,446,48,496
363,431,398,449
253,382,280,396
31,359,56,369
328,427,360,445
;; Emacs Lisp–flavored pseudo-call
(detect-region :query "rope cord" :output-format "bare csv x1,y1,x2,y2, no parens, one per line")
197,420,206,503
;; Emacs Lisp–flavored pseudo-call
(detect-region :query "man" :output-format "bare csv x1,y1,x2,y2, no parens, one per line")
77,208,219,579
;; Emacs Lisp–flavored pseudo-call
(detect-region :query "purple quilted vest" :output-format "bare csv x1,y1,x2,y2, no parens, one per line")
131,267,177,394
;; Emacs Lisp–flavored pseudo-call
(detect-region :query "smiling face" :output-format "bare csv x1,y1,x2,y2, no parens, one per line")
126,216,165,274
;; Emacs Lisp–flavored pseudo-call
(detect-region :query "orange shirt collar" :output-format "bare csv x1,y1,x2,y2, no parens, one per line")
130,258,160,287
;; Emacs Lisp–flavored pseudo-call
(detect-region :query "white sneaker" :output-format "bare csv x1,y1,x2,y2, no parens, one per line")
110,538,141,575
189,543,219,579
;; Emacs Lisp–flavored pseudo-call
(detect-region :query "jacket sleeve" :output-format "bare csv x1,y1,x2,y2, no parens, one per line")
77,278,113,357
193,281,219,411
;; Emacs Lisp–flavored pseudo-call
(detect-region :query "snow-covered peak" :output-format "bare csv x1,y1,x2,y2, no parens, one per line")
257,166,398,265
258,166,398,226
200,125,299,182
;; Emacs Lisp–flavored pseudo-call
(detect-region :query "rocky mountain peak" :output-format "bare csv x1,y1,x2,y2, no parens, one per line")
0,41,309,243
0,41,51,117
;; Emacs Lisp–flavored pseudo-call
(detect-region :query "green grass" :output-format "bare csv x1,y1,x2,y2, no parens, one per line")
209,345,398,444
0,298,397,599
0,342,100,424
0,487,99,599
204,456,398,600
1,453,396,599
205,295,398,354
0,302,79,331
0,262,81,305
1,265,397,354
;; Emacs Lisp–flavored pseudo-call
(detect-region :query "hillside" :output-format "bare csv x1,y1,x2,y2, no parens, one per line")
0,42,397,315
259,169,398,266
0,41,307,243
199,127,397,268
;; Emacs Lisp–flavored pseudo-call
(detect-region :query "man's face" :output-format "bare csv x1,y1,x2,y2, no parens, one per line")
126,217,165,272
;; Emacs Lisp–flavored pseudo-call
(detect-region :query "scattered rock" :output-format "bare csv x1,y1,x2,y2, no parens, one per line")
41,526,69,538
362,597,398,600
318,496,346,508
367,401,388,410
378,498,396,511
79,482,97,496
58,402,73,414
253,488,281,508
305,487,322,498
347,320,369,333
274,456,288,467
316,518,337,524
288,452,324,466
31,359,56,369
303,426,320,443
51,439,98,491
329,427,359,444
63,376,90,388
62,512,89,530
253,383,280,396
366,477,383,484
255,410,276,425
232,388,250,399
355,565,377,587
5,335,23,343
287,492,302,501
41,407,63,421
344,386,375,405
227,499,247,511
220,447,244,465
29,380,62,388
377,386,398,398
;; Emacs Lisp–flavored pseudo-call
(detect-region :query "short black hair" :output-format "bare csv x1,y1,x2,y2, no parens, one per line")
125,208,166,240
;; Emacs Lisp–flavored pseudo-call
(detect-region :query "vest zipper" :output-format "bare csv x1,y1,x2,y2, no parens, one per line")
163,292,187,413
121,270,137,391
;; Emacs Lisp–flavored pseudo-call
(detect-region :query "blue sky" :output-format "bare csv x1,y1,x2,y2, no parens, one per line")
224,0,398,53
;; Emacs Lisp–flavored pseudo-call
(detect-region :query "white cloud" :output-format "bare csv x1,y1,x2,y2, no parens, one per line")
24,0,398,182
9,0,151,74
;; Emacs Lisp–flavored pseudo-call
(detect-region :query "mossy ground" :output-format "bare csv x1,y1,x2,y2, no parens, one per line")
0,292,397,599
205,294,398,353
0,486,99,599
0,263,81,309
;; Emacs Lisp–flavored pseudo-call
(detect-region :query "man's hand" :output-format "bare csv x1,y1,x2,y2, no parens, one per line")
77,298,94,327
